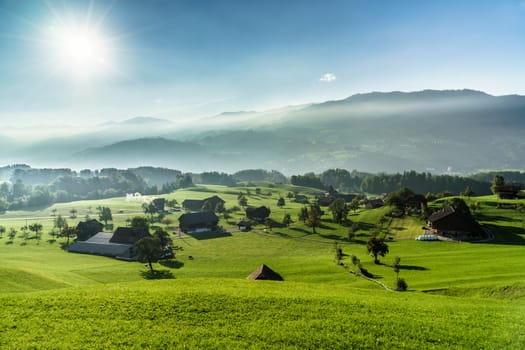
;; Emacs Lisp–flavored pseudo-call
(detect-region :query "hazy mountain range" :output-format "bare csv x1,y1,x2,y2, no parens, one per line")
3,89,525,174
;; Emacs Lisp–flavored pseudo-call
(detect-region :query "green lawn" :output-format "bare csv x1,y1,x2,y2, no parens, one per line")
0,186,524,348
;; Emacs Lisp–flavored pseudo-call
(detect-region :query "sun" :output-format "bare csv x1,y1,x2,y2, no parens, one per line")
48,22,113,81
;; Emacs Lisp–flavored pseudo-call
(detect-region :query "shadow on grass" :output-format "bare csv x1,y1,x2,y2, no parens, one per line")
140,269,175,280
319,233,347,241
159,260,184,269
400,265,429,271
290,227,311,234
319,223,336,231
60,242,71,251
476,213,518,223
482,224,525,245
5,241,13,245
390,226,406,231
348,239,367,245
185,231,232,240
47,239,57,244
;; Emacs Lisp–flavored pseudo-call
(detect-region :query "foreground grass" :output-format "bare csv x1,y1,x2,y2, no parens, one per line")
1,186,525,348
1,279,524,349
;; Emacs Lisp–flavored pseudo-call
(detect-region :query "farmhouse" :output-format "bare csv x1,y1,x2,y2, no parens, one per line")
246,206,271,222
68,227,151,260
182,195,225,211
247,264,284,281
426,206,485,240
178,211,219,233
76,219,104,241
366,198,385,209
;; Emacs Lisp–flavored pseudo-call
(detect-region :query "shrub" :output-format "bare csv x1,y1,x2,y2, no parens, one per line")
396,278,408,291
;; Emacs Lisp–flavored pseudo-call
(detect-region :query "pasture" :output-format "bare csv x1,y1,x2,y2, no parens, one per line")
0,184,524,348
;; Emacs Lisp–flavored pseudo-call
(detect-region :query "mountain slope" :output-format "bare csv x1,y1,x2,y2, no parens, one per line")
10,89,525,174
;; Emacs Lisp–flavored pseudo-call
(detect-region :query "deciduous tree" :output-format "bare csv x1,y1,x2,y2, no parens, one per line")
97,206,113,226
133,236,163,272
307,205,321,234
329,198,348,224
367,236,389,264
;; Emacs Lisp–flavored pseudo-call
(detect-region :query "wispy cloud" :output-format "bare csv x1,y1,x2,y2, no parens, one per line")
319,73,336,82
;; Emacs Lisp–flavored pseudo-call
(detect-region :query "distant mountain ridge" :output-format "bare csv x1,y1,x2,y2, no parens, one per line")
4,89,525,174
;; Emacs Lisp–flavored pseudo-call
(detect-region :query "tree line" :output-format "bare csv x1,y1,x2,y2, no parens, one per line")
292,169,493,196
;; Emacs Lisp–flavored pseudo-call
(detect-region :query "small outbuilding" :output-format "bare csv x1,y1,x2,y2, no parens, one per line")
247,264,283,281
246,206,271,222
237,219,252,232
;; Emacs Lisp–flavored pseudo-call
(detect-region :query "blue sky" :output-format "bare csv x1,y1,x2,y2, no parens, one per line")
1,0,524,125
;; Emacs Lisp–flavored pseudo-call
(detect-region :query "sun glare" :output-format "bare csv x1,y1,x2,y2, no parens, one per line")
49,23,112,81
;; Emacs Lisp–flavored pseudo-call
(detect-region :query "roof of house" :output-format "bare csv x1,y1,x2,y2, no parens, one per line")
178,211,219,226
182,196,225,211
428,206,482,234
205,195,225,203
247,264,283,281
182,199,204,210
428,206,456,222
110,227,151,244
76,219,104,230
68,232,133,257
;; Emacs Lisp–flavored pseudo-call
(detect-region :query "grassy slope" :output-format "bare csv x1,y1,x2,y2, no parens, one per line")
0,185,524,348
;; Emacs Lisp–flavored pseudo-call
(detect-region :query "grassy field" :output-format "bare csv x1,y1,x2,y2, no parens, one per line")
0,184,524,348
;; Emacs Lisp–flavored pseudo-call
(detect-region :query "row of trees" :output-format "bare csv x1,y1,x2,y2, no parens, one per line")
294,169,493,196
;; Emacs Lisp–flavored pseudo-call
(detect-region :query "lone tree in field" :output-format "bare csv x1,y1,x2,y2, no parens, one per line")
277,197,285,208
69,208,77,218
367,236,389,264
133,236,163,272
0,225,5,238
393,256,401,281
28,223,43,240
298,206,308,223
329,198,348,224
8,228,17,241
97,206,113,226
306,204,322,234
282,213,292,227
53,215,67,237
62,225,77,245
238,195,248,208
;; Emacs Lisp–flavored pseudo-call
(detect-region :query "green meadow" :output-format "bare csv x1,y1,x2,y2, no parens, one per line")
0,184,524,349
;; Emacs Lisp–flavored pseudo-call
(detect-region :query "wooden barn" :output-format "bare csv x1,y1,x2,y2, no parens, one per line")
178,211,219,233
246,206,271,222
427,206,485,240
182,195,225,212
68,227,151,260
